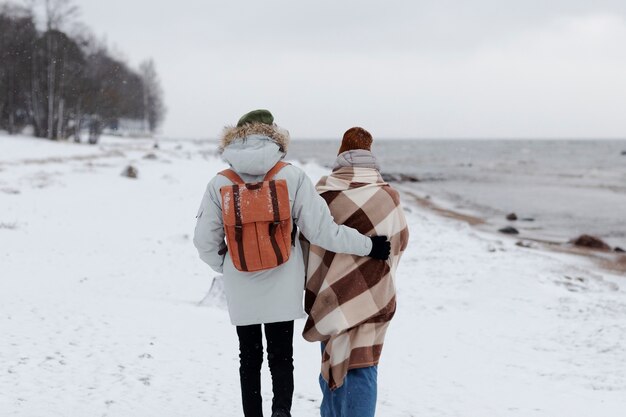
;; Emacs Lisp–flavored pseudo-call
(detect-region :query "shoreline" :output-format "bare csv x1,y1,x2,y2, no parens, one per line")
291,153,626,276
396,184,626,275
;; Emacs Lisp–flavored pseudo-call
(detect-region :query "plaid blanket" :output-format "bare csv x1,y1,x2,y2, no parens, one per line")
302,166,409,389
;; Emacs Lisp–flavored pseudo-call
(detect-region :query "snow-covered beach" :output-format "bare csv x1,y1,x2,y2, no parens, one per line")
1,135,625,416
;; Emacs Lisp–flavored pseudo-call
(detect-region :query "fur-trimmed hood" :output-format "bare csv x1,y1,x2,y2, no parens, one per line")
219,122,290,153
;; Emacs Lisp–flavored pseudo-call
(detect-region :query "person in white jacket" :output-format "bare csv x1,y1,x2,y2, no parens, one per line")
193,109,390,417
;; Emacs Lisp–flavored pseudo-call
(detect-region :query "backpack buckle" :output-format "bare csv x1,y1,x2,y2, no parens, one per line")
234,224,243,242
269,221,280,235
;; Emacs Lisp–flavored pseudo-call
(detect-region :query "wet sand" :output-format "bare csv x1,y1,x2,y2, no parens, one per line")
399,185,626,275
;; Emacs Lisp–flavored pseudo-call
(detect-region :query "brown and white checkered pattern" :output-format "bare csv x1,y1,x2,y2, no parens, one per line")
302,167,409,390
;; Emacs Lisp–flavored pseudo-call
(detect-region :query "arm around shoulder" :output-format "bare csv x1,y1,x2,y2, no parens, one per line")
290,168,372,256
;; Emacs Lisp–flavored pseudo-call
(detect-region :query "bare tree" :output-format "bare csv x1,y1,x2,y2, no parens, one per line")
139,59,165,134
26,0,79,31
43,0,78,31
0,4,37,134
79,46,145,143
31,29,84,139
28,0,80,139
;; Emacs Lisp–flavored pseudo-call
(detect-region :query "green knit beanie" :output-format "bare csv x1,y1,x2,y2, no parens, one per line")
236,109,274,127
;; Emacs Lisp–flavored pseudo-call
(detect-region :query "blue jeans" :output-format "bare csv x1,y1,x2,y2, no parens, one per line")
318,353,378,417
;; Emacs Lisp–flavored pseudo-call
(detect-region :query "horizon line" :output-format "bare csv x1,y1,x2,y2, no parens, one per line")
157,135,626,141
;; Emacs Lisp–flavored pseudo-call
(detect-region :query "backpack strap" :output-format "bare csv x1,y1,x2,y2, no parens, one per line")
264,161,296,247
263,161,290,181
231,183,248,271
267,179,284,265
219,162,288,184
217,168,246,269
218,169,245,184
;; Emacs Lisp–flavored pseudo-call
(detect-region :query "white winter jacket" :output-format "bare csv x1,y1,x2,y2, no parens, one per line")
193,130,372,326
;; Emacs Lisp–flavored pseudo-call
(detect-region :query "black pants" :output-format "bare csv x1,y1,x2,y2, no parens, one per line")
236,320,294,417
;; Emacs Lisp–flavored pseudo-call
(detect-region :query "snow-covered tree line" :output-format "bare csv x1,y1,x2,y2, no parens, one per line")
0,1,165,142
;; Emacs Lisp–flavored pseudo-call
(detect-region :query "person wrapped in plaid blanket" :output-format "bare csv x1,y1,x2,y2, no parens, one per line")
302,127,409,417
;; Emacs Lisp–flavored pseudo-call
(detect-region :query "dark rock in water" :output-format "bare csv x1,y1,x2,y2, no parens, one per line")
621,150,626,155
143,153,158,160
153,142,160,149
521,217,535,222
400,174,420,182
498,226,519,235
615,246,625,253
121,165,138,179
506,213,518,221
571,234,610,250
381,173,420,183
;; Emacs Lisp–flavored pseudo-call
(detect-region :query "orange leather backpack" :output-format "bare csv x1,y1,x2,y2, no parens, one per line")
218,162,293,272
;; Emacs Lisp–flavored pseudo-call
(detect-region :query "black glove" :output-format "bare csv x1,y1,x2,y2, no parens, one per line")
368,236,391,260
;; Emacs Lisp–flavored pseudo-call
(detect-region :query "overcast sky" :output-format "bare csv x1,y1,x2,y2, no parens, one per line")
44,1,626,139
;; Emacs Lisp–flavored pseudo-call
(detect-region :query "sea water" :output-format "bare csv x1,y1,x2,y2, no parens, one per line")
287,139,626,248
